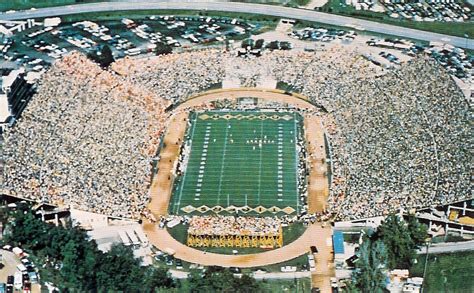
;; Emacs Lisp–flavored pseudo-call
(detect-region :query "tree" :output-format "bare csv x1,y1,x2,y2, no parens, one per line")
352,237,387,293
406,215,428,246
234,274,262,293
5,209,39,247
4,207,176,292
372,214,426,269
341,279,359,293
188,267,234,292
254,39,265,49
155,42,173,56
266,41,279,50
145,267,176,291
188,267,262,293
241,38,254,49
95,244,144,292
87,44,114,68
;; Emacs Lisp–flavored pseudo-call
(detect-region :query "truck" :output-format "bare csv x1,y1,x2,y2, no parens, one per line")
13,272,22,290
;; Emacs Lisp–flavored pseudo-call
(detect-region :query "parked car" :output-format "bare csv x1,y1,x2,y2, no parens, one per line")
175,259,183,269
6,276,13,286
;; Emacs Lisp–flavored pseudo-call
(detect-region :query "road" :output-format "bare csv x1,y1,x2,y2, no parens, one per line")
168,269,312,279
418,240,474,254
0,1,472,49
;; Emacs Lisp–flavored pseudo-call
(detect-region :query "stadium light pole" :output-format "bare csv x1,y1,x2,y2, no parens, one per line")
420,239,431,293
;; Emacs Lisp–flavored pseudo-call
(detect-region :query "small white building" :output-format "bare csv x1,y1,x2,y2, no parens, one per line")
70,209,109,230
0,93,10,130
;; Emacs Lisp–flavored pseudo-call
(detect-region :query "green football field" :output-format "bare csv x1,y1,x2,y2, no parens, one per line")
169,111,303,216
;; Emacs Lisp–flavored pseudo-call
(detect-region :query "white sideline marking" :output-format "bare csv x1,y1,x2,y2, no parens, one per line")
216,122,230,205
175,114,198,213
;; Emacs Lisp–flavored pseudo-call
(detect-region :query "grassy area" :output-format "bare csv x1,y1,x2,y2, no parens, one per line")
259,277,312,292
261,253,309,272
57,9,280,24
177,277,312,292
170,111,304,216
343,232,360,244
431,234,472,244
287,0,312,7
410,251,474,292
282,222,307,245
320,0,474,38
167,223,188,244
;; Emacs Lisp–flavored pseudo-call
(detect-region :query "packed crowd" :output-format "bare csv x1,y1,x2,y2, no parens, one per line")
188,215,281,237
318,57,470,220
112,49,225,104
2,52,168,219
115,47,470,221
2,47,470,221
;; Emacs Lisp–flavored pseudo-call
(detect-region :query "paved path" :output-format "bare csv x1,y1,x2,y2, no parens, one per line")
252,271,312,279
311,243,335,292
418,240,474,254
0,1,472,49
169,267,314,279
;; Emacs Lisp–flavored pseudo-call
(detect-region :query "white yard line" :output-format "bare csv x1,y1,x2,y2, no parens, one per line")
217,122,230,205
257,120,264,205
277,122,283,204
175,114,198,214
293,113,299,213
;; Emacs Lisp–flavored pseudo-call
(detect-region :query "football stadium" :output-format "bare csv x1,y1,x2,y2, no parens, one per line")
2,47,471,274
0,3,473,291
170,110,304,216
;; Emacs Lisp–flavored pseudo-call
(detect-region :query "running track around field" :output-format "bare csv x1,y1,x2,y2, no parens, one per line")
143,88,334,290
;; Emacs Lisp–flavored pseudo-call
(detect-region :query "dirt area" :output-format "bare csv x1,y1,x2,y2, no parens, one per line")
304,115,330,214
143,88,334,277
147,112,188,217
183,88,315,109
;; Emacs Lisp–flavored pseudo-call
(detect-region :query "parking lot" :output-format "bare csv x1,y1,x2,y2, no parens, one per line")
1,15,261,75
0,247,40,293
